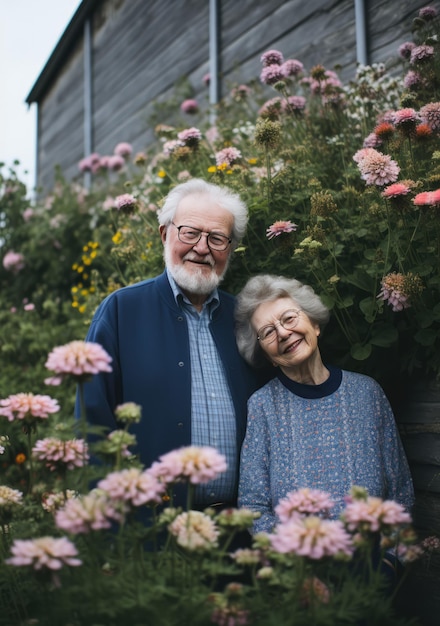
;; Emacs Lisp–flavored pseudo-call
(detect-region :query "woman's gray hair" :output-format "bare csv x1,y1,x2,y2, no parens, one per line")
235,274,331,367
157,178,248,246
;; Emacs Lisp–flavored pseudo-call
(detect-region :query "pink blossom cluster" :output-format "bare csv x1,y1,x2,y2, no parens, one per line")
343,496,411,533
169,510,219,551
115,193,137,213
305,69,344,105
2,250,25,273
230,84,252,100
0,393,59,422
266,220,297,239
382,182,412,199
215,147,242,167
275,488,335,523
270,515,353,560
0,485,23,507
177,127,203,146
97,468,166,507
413,188,440,205
55,490,126,534
45,340,112,384
149,445,227,485
399,41,415,60
180,99,199,114
393,107,420,127
353,148,400,186
377,272,410,312
32,438,89,471
6,536,82,570
42,490,76,513
259,49,304,85
419,102,440,131
78,142,133,173
211,606,250,626
410,44,435,64
163,139,184,156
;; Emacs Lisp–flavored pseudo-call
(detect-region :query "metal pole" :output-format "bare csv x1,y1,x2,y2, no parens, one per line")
83,17,93,188
209,0,220,123
355,0,368,66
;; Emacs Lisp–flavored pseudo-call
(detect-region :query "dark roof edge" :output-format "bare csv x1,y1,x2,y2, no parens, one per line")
26,0,99,105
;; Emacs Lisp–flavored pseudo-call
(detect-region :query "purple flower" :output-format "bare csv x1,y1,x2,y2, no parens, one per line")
260,64,286,85
115,193,137,214
113,142,132,157
419,6,438,20
410,44,435,64
260,49,284,66
180,99,199,114
398,41,415,60
215,147,242,167
419,102,440,131
281,59,304,77
177,127,202,146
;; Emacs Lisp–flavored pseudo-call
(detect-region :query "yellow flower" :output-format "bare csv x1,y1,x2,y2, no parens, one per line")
71,287,78,294
79,305,86,314
112,231,123,244
247,158,258,165
72,301,79,308
157,169,167,178
207,166,217,173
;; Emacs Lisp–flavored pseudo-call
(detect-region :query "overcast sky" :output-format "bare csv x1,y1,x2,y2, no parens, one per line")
1,1,80,195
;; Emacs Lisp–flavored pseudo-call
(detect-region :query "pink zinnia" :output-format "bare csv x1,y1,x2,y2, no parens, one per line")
281,59,304,77
215,147,242,167
343,496,411,533
0,393,59,422
55,490,126,534
382,182,412,198
260,64,286,85
419,102,440,131
413,189,440,206
260,49,284,66
149,445,227,486
275,488,335,523
32,438,89,471
180,99,199,114
2,250,25,273
266,220,297,239
45,340,112,384
113,142,133,157
98,468,165,507
6,536,82,570
355,148,400,186
270,516,353,560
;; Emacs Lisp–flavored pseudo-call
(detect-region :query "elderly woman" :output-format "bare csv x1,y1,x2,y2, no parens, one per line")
235,274,414,534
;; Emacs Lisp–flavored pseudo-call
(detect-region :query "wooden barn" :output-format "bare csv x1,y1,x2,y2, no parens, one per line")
26,1,440,623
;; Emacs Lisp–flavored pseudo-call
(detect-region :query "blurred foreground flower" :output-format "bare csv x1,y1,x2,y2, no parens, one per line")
45,340,112,384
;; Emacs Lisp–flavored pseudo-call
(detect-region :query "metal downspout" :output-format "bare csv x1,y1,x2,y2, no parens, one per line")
83,17,93,188
209,0,220,124
355,0,368,66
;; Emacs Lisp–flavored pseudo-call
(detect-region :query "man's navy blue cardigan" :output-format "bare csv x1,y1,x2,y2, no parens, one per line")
79,271,266,492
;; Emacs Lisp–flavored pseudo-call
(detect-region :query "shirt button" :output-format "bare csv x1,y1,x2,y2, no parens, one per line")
177,422,183,428
178,362,184,367
177,316,184,322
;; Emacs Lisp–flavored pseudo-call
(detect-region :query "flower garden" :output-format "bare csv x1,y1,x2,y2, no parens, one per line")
1,5,440,625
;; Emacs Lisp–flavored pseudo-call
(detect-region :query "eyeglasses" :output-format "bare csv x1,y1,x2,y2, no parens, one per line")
171,222,232,251
257,309,301,344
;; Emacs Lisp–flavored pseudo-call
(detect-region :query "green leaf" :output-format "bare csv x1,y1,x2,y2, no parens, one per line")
370,325,398,347
350,343,372,360
415,328,438,346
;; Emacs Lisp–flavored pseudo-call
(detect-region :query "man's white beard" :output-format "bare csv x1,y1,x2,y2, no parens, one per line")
164,242,228,295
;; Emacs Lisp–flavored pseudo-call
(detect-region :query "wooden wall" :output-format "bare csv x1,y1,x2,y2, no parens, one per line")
33,0,429,193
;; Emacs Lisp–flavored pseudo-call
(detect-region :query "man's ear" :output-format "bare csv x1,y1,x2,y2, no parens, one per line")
159,224,167,244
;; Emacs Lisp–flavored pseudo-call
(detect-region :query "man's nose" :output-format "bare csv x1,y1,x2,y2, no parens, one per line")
192,233,210,254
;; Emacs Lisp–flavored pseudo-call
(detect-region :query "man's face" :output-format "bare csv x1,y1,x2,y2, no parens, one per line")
160,192,234,297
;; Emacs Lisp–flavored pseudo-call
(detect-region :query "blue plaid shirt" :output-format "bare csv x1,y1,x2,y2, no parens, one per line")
167,271,237,506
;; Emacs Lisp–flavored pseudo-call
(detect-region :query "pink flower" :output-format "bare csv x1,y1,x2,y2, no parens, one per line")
260,49,284,66
382,182,412,198
343,497,411,533
115,193,137,213
6,536,82,570
377,272,410,312
398,41,415,59
149,445,227,486
419,6,438,19
23,207,34,222
410,44,435,64
275,488,335,522
23,303,35,311
230,84,252,100
202,73,211,86
163,139,184,156
270,516,353,559
0,485,23,507
97,468,166,506
419,102,440,131
2,250,25,273
55,491,126,534
414,189,440,205
215,147,242,167
281,59,304,77
284,95,307,112
363,132,381,148
177,127,202,146
258,97,283,119
211,607,250,626
260,64,286,85
107,155,125,171
45,340,112,384
0,393,59,422
266,220,297,239
404,70,422,89
32,438,89,471
180,99,199,114
78,153,101,173
354,148,400,186
113,142,133,157
169,511,219,551
393,108,420,127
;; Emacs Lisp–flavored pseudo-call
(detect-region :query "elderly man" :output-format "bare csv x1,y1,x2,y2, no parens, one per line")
80,178,267,508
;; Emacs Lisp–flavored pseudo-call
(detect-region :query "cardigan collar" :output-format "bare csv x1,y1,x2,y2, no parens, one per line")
276,365,342,399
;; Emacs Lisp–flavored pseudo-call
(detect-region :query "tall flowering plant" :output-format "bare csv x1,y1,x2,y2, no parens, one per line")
0,341,434,625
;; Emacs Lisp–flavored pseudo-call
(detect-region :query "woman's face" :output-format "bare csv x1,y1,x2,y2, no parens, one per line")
251,297,321,369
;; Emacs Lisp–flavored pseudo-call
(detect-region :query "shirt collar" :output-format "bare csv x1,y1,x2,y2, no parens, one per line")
166,268,220,315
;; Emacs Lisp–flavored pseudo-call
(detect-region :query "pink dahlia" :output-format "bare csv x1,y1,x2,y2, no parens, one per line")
270,516,353,560
266,220,297,239
260,49,284,66
382,182,412,198
419,102,440,131
98,468,165,507
180,99,199,114
355,148,400,186
45,340,112,384
6,536,82,570
343,496,411,533
260,64,286,85
113,142,133,157
149,445,227,486
215,147,242,167
169,510,219,551
32,438,89,471
275,488,335,522
2,250,25,273
55,490,126,534
0,393,59,422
